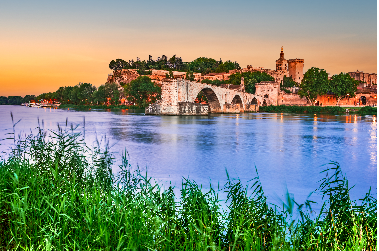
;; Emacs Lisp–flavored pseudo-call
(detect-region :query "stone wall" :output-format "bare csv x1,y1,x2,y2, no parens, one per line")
278,92,309,106
255,81,280,106
178,102,209,115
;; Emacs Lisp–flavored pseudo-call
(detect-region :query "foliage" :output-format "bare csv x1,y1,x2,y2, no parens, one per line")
195,91,208,103
201,79,226,86
108,55,240,74
109,55,187,72
329,73,359,104
259,105,345,114
298,67,329,105
124,76,161,107
282,75,298,88
0,126,376,250
185,71,195,81
357,106,377,115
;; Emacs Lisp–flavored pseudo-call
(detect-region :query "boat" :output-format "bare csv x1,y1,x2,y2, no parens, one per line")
28,102,41,107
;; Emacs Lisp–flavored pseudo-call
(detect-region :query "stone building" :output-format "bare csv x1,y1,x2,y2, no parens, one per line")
348,70,377,88
276,47,288,71
288,59,304,84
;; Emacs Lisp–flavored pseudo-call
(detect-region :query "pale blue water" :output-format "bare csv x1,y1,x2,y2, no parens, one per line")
0,105,377,211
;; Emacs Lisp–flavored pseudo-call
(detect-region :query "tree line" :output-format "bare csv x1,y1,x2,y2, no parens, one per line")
109,55,241,75
298,67,360,105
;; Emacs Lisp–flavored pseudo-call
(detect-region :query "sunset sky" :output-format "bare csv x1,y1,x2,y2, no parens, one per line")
0,0,377,96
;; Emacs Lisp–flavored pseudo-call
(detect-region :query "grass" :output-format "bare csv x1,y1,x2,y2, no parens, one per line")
0,124,376,250
259,105,377,115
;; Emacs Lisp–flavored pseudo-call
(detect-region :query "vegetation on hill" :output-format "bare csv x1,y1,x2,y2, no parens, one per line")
0,125,376,250
123,76,161,107
109,55,241,74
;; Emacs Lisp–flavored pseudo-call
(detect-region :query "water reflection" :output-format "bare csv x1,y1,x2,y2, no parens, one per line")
0,106,376,210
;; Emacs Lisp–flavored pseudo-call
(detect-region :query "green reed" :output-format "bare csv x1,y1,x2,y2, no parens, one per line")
0,125,376,250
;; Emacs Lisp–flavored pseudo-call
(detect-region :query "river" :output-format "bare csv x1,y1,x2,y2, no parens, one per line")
0,105,376,210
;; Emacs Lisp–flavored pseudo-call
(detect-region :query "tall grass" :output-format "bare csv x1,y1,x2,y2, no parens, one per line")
0,125,376,250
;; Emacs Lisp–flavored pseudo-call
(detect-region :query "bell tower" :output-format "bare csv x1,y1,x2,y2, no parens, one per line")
276,47,287,71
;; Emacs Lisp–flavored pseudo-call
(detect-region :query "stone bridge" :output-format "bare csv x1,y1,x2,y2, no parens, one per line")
146,79,279,115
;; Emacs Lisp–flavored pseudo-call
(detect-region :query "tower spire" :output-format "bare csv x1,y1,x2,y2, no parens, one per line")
280,46,284,59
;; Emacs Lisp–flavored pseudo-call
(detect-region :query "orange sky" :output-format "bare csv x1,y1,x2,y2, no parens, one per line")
0,0,376,97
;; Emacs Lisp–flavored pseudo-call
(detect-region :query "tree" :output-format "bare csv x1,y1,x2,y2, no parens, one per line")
186,71,195,81
8,96,23,105
63,86,74,104
282,76,298,88
124,76,161,107
104,82,120,105
329,73,359,105
0,96,8,105
22,95,36,103
298,67,329,105
78,83,96,104
187,57,219,74
69,86,80,104
109,59,129,70
93,85,107,105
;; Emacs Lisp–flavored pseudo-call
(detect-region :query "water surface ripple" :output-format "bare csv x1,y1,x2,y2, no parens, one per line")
0,105,376,209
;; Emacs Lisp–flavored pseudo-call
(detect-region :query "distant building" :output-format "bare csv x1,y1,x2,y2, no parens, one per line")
348,70,377,88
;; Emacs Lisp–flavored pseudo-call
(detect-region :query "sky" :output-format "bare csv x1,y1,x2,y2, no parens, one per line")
0,0,377,96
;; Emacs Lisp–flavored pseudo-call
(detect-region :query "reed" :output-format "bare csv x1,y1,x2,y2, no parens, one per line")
0,125,376,250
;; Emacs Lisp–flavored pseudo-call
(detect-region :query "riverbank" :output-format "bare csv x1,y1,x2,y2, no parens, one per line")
0,127,376,250
259,105,377,115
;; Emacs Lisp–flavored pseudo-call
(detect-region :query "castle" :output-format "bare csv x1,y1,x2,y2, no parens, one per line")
108,48,377,108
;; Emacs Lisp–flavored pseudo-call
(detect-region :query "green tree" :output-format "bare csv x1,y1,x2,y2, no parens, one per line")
109,59,129,70
63,86,74,104
282,76,298,88
201,79,226,86
8,96,23,105
215,60,240,73
329,73,359,105
22,95,36,103
187,57,219,74
104,82,120,105
69,86,80,105
78,83,97,104
124,76,161,107
0,96,8,105
186,71,195,81
298,67,329,105
196,91,208,103
93,85,107,105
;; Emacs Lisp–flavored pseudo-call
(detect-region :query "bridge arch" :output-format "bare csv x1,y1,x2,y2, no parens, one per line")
194,87,222,113
231,95,243,105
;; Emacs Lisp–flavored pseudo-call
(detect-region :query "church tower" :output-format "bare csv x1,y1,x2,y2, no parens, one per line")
276,47,288,71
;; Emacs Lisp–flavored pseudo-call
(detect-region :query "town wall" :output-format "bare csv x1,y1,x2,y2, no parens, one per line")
278,92,309,106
